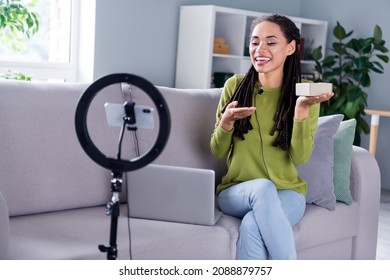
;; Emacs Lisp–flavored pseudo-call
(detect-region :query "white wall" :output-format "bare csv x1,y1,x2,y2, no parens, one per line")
93,0,302,86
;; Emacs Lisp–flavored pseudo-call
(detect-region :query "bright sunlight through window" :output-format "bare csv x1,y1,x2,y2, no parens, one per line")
0,0,95,82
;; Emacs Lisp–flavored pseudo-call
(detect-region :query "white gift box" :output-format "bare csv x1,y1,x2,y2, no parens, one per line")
296,82,333,96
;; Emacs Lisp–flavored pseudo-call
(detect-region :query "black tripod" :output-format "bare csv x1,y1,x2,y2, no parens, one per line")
99,101,137,260
98,171,123,260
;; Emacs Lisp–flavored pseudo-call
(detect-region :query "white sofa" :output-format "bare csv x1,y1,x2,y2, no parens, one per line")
0,79,381,259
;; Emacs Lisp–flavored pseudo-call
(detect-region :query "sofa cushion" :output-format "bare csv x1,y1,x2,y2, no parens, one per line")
0,80,127,216
333,119,356,205
7,205,240,260
294,202,359,252
297,114,344,210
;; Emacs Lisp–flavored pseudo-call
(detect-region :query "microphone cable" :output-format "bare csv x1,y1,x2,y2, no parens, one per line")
115,115,134,260
120,82,142,260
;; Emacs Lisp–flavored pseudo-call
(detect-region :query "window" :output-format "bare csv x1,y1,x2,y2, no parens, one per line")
0,0,95,82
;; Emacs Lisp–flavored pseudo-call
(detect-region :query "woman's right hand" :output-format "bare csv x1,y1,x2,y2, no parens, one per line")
219,101,256,132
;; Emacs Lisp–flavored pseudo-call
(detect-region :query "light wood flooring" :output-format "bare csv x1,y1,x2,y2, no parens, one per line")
376,189,390,259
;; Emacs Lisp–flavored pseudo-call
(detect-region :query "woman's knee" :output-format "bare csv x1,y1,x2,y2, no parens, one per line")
278,190,306,226
245,179,278,202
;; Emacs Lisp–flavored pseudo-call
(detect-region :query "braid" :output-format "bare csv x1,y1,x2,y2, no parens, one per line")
267,14,301,150
271,48,301,150
221,66,258,140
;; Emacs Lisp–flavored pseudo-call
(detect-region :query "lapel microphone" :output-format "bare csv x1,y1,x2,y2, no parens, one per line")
257,88,263,95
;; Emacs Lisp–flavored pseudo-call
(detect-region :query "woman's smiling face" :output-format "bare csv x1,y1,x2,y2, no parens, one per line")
249,21,296,76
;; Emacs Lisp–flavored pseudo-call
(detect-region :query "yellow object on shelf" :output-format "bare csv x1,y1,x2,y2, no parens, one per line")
213,38,230,54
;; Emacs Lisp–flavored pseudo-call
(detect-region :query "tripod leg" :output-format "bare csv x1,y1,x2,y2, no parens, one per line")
99,195,120,260
99,172,122,260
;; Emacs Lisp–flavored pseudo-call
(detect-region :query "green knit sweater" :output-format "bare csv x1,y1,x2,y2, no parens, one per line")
210,75,320,195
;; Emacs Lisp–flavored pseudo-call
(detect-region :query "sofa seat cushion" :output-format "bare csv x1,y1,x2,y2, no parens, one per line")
131,212,240,260
294,202,359,252
8,205,240,260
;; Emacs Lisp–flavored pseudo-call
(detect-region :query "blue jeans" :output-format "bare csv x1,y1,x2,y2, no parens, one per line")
218,178,306,260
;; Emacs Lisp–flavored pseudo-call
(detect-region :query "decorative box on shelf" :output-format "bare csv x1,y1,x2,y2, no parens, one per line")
213,38,230,54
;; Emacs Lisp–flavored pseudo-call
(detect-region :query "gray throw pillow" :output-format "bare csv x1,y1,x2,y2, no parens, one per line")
296,114,344,211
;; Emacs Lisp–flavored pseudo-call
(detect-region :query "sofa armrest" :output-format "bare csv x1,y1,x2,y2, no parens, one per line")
0,190,10,259
349,145,381,259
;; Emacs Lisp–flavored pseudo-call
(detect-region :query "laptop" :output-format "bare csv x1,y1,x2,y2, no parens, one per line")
126,164,222,226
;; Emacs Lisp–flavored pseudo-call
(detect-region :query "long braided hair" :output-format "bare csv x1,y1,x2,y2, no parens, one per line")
221,14,302,151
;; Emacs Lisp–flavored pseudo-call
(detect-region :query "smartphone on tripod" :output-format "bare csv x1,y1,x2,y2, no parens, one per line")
104,102,154,129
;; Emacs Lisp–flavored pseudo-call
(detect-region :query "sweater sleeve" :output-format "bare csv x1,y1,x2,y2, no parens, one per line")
289,103,320,166
210,75,241,159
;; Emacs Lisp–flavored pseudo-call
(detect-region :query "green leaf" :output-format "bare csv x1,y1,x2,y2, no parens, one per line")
313,61,323,74
360,73,371,87
0,0,40,51
373,61,385,70
373,25,383,43
348,38,362,52
377,54,389,63
353,57,363,70
371,65,384,74
346,85,362,101
361,39,373,54
375,44,389,53
333,22,347,40
322,55,336,67
26,15,32,28
357,117,370,134
344,100,361,119
344,30,354,39
332,42,346,55
322,71,335,81
329,92,347,111
311,46,323,61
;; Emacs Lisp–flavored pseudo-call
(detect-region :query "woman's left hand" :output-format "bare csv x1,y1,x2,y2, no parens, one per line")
294,91,334,120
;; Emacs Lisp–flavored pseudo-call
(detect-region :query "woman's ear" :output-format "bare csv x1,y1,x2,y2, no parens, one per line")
287,40,296,56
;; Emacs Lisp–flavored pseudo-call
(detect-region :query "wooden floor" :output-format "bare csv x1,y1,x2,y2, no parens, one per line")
376,189,390,260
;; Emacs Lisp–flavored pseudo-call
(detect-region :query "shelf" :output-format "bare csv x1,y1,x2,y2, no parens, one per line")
212,54,243,59
175,5,328,88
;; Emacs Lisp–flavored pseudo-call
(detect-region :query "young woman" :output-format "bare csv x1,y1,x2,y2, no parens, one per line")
210,14,333,260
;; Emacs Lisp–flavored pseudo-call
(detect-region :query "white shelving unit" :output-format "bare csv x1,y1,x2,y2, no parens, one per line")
175,5,328,89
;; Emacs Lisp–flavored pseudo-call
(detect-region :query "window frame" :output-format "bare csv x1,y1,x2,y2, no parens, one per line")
0,0,95,82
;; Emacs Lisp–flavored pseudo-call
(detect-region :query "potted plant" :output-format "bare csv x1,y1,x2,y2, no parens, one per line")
311,22,389,145
0,0,39,80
